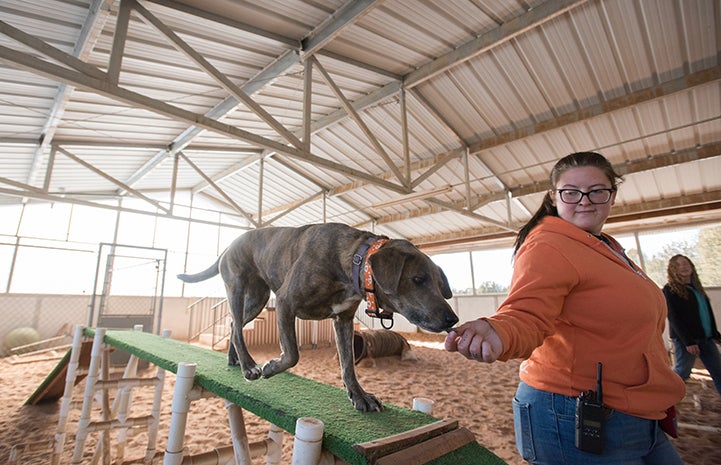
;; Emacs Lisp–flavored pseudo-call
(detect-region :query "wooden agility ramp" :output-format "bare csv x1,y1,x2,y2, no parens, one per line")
24,326,507,465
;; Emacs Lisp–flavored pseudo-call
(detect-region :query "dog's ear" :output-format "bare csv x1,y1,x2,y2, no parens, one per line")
437,265,453,299
370,248,453,299
369,247,404,294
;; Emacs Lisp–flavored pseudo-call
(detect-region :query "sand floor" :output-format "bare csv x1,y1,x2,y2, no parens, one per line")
1,333,719,464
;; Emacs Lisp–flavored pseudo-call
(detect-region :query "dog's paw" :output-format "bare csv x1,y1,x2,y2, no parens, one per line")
261,359,282,378
350,391,383,412
243,365,263,381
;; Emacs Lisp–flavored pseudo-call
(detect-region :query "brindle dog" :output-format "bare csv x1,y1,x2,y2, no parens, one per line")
178,223,457,411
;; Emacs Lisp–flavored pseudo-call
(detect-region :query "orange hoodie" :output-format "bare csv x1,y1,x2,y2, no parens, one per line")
487,216,685,420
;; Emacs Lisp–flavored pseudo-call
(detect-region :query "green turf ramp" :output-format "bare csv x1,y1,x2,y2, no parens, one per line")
83,327,507,465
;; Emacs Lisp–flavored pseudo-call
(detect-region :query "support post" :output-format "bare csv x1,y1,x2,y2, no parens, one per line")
71,327,106,465
265,423,284,465
145,329,171,464
52,324,84,465
114,325,144,463
163,362,197,465
412,397,434,415
226,400,252,465
291,417,324,465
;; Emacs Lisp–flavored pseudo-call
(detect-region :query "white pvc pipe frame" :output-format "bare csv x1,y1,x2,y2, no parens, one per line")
50,326,437,465
162,373,436,465
162,362,346,465
64,325,168,465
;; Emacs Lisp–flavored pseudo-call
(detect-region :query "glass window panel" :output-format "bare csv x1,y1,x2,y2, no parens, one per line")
0,205,22,235
471,248,514,294
17,203,71,241
431,252,473,295
11,246,95,294
67,204,117,244
116,211,156,247
0,243,14,292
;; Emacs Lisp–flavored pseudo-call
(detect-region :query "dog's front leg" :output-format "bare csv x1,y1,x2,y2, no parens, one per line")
261,301,300,378
334,317,383,412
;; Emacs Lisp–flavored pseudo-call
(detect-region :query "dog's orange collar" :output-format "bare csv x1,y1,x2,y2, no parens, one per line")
362,238,393,326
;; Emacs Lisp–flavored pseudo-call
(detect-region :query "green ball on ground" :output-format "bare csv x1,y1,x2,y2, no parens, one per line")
4,327,41,351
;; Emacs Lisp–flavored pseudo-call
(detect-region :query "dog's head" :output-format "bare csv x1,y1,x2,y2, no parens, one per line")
369,240,458,332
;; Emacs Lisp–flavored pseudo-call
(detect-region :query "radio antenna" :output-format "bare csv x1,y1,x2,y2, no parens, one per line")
596,362,603,404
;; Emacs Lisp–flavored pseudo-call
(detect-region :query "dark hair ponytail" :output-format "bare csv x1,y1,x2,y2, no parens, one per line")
513,192,556,255
513,152,623,256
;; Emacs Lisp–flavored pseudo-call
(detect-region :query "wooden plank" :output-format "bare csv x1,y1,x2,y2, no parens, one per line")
376,427,476,465
353,418,459,461
26,340,92,405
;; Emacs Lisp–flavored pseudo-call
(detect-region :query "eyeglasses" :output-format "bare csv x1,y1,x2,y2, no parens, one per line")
554,188,615,204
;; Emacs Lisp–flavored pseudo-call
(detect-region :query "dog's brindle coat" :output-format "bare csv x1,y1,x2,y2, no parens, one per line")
177,223,457,411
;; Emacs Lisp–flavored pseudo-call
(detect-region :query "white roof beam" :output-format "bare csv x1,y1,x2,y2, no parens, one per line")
311,56,407,186
301,0,381,58
132,0,305,151
0,42,409,194
123,50,301,188
467,65,721,155
405,0,588,88
0,1,113,187
310,1,587,132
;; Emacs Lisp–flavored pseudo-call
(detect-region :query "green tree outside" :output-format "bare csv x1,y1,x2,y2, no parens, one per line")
635,225,721,287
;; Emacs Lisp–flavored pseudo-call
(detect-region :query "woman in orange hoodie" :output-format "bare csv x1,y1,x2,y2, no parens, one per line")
445,152,685,464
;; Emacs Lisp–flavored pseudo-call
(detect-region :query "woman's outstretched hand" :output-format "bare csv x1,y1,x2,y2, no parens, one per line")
444,319,503,363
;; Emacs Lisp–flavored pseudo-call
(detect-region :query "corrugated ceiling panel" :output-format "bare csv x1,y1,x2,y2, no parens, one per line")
47,147,158,193
1,1,88,52
312,124,386,172
404,104,463,157
1,0,719,248
0,145,35,183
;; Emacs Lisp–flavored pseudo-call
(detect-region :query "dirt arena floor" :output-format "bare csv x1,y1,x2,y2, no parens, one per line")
1,332,719,464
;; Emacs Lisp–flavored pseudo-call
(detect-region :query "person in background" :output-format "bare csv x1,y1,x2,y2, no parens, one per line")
445,152,686,464
664,254,721,396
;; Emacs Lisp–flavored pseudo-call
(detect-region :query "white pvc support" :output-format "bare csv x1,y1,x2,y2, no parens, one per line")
180,446,235,465
265,423,284,465
71,327,106,465
291,418,324,465
115,325,144,463
157,438,277,465
311,320,319,349
412,397,434,415
317,451,347,465
163,362,197,465
52,324,85,465
87,336,112,465
146,329,171,465
100,338,112,465
225,400,252,465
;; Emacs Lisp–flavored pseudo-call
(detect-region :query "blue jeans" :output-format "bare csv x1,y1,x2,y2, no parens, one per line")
672,337,721,396
512,381,683,465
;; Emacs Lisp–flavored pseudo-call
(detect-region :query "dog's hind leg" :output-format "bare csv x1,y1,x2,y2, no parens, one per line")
261,296,300,378
334,316,383,412
226,278,269,381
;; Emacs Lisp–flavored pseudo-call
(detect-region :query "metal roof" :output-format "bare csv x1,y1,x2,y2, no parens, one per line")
1,0,719,251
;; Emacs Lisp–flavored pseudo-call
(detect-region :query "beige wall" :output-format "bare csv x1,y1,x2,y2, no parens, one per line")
2,288,719,357
0,294,196,356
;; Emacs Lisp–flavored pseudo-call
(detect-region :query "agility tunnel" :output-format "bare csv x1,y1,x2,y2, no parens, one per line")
23,326,507,465
352,329,413,364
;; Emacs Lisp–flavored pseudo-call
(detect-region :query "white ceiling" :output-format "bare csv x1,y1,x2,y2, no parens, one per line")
1,0,720,251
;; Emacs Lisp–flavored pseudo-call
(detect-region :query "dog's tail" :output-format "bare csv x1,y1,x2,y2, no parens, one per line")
177,256,221,283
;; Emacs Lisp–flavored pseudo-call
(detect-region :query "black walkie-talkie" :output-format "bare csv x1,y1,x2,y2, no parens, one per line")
575,362,605,454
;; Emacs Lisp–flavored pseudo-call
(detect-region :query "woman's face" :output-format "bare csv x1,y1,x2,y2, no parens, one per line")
551,166,616,235
674,257,693,283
